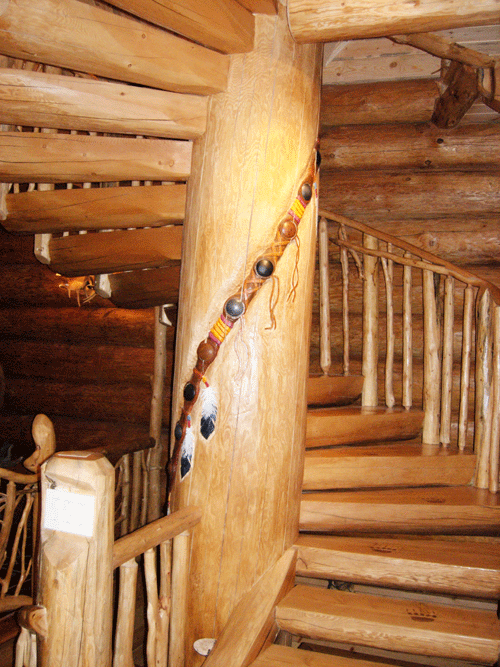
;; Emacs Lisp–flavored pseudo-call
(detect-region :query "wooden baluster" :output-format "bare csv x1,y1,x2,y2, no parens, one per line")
113,559,138,667
130,452,142,531
120,454,131,536
362,233,379,406
318,217,331,375
168,531,191,667
489,305,500,492
402,255,413,409
458,285,474,450
340,227,350,376
475,288,493,489
39,452,114,667
440,276,454,446
381,247,394,408
422,269,441,444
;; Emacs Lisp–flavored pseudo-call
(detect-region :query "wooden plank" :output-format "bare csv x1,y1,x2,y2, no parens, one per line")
320,80,440,128
300,486,500,535
320,172,500,220
303,443,476,490
295,535,500,598
203,549,297,667
320,123,500,171
101,266,181,309
0,0,228,94
251,645,400,667
323,52,439,86
0,68,208,139
306,406,424,448
235,0,277,14
0,132,192,183
287,0,500,43
276,585,500,664
46,226,182,276
4,184,186,234
105,0,254,53
307,375,363,407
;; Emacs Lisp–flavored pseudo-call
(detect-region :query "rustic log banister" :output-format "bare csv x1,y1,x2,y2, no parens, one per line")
318,208,500,493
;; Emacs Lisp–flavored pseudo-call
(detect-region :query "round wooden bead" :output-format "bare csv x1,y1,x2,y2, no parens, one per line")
224,297,245,319
301,182,312,201
183,382,197,402
255,258,274,278
278,219,297,240
197,340,218,363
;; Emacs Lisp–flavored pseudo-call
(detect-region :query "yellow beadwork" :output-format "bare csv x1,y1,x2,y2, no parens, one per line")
290,198,305,220
210,317,231,343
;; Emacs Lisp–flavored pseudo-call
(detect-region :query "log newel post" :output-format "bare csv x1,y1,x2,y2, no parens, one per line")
475,288,494,488
422,269,441,444
38,451,114,667
362,233,379,406
318,216,332,375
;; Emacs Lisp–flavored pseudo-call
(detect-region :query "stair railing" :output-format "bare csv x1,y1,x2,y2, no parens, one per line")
318,209,500,493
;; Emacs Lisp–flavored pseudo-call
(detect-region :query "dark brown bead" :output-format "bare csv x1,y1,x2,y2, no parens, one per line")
278,219,297,240
197,339,218,363
301,182,312,201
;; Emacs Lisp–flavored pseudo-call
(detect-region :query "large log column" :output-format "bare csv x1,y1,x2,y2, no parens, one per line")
170,9,321,666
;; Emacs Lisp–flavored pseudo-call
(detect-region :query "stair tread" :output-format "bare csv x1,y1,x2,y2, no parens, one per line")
303,444,476,490
251,645,402,667
276,585,500,664
295,535,500,597
306,407,424,448
300,486,500,535
307,375,363,407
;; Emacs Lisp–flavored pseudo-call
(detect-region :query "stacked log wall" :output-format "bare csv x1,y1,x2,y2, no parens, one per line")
314,86,500,417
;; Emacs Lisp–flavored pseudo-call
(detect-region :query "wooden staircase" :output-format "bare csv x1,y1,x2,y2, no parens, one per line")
266,375,500,667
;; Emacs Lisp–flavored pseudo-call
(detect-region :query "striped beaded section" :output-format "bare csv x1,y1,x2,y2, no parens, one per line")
209,313,234,345
288,195,307,223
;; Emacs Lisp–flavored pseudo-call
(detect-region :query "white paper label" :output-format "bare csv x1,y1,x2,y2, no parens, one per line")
44,488,95,537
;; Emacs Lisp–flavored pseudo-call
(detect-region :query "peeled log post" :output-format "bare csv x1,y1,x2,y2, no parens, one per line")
169,10,321,666
458,285,475,451
475,289,494,489
489,305,500,493
287,0,500,42
318,217,331,374
422,269,441,444
402,257,413,409
362,234,379,407
440,276,454,445
38,452,114,667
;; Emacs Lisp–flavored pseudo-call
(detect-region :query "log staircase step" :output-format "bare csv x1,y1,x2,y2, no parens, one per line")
300,486,500,535
306,407,424,448
295,535,500,598
275,585,500,664
251,644,400,667
303,443,476,490
307,375,363,407
95,266,180,309
41,226,182,277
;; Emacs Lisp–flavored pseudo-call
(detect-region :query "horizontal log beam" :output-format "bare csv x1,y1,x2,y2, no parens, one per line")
0,0,228,94
320,171,500,220
97,266,181,309
321,80,440,128
0,68,208,139
0,132,192,183
4,184,186,233
105,0,254,54
287,0,500,43
45,226,182,277
320,122,500,171
0,307,159,346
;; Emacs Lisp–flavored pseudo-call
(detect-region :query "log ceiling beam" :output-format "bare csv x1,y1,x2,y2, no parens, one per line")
0,132,192,184
104,0,254,54
321,79,440,128
4,184,186,234
320,122,500,171
432,62,480,129
0,69,207,139
390,33,496,70
0,0,228,94
43,226,182,277
287,0,500,42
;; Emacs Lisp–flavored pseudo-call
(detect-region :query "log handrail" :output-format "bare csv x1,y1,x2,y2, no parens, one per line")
318,209,500,492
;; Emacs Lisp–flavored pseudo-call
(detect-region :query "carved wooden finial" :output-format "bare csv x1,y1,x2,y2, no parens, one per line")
24,414,56,472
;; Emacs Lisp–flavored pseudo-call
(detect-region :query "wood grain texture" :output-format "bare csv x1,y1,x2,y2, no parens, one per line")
5,184,186,234
39,452,115,667
306,406,424,448
300,486,500,535
287,0,500,43
169,9,321,666
104,0,254,53
0,132,192,183
276,585,500,663
252,645,402,667
0,0,228,94
307,375,363,407
0,68,207,139
295,535,500,598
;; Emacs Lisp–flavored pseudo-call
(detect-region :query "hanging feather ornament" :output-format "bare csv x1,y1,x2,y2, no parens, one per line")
200,377,217,440
180,416,194,480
